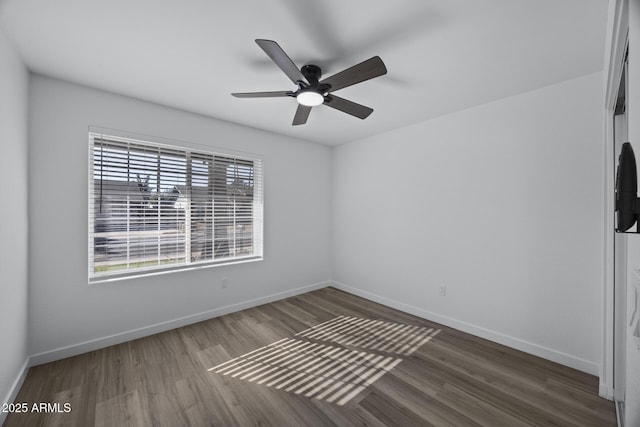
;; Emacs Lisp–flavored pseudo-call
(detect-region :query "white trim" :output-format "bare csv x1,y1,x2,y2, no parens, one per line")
88,125,265,161
602,0,629,401
89,256,263,285
0,357,30,426
616,400,625,427
332,281,599,375
29,280,329,366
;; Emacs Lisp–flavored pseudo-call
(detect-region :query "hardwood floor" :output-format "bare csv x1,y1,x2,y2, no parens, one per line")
4,287,616,426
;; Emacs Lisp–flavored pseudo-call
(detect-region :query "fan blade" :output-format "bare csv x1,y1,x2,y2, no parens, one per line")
292,104,312,125
323,95,373,119
320,56,387,92
255,39,309,86
232,91,292,98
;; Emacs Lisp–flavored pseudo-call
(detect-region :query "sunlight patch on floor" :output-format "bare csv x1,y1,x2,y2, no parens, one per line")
209,316,441,405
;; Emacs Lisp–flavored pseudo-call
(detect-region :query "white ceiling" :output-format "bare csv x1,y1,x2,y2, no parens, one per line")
0,0,608,146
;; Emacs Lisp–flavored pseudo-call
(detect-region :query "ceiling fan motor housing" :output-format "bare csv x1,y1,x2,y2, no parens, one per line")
301,64,322,86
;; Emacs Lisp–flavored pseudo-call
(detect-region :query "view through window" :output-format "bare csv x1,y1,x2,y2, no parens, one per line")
88,133,263,282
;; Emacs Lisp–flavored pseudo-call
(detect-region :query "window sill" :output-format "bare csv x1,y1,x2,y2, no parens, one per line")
89,256,263,285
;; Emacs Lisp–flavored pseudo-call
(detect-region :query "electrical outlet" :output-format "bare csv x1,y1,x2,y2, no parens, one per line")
438,285,447,296
221,277,228,289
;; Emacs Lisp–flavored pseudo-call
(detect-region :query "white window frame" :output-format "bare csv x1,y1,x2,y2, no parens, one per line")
88,130,263,283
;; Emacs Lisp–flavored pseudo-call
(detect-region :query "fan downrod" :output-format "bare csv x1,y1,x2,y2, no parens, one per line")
301,64,322,86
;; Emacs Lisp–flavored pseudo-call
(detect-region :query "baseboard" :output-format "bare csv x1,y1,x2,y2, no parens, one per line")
331,281,600,376
30,280,329,367
616,400,624,427
0,357,30,426
22,278,600,380
600,383,615,400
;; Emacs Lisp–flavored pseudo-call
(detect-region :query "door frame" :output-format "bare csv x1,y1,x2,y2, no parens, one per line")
602,0,628,400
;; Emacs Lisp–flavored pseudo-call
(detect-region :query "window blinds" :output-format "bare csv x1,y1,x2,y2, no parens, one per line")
88,133,263,282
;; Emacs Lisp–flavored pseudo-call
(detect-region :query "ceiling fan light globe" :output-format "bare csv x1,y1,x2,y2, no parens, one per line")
296,91,324,107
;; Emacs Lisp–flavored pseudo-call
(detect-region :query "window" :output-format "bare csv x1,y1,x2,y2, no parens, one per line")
88,132,263,282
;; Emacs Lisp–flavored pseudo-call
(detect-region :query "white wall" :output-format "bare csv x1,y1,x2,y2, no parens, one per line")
332,72,604,374
0,28,29,416
28,75,332,361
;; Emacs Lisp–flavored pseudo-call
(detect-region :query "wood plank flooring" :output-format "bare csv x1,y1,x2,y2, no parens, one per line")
4,287,616,426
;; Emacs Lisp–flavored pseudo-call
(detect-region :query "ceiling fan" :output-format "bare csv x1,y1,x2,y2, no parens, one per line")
232,39,387,126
